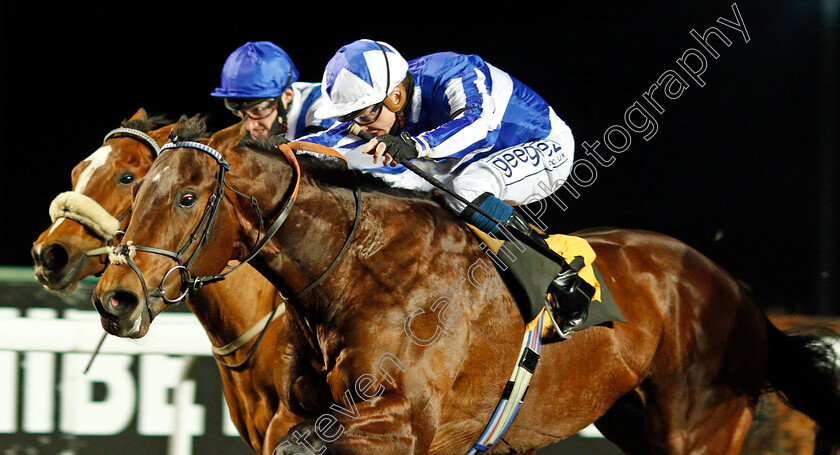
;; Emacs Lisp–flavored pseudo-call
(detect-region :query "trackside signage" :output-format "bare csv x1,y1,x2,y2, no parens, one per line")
0,267,251,455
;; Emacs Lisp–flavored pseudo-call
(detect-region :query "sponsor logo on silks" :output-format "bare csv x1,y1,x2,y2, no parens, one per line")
491,141,567,178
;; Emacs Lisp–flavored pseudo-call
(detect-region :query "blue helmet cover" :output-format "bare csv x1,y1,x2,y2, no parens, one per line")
211,41,300,98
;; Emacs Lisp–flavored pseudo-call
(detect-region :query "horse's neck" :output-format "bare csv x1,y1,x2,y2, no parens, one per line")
246,167,461,317
228,151,476,335
247,179,361,305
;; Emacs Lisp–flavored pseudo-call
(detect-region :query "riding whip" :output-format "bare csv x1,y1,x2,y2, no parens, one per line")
347,123,567,266
83,332,108,375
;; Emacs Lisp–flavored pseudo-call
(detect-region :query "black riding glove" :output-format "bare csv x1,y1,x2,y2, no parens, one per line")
376,132,419,164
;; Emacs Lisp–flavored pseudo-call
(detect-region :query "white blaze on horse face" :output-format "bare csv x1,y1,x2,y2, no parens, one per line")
49,145,114,236
47,217,66,236
76,145,113,193
150,166,170,183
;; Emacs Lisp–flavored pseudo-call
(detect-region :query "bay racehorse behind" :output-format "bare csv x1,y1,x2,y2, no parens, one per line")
92,115,840,454
744,314,840,455
31,109,291,454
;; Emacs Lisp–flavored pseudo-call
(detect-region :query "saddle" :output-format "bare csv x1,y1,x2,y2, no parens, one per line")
461,228,629,453
466,225,626,339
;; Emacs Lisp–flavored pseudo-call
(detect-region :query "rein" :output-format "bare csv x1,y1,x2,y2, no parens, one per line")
109,139,361,367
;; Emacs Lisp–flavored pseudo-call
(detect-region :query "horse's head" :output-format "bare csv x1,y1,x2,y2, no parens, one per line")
32,108,174,293
91,115,253,338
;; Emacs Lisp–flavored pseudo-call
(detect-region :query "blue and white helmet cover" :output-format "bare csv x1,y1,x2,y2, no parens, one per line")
211,41,300,98
314,39,409,119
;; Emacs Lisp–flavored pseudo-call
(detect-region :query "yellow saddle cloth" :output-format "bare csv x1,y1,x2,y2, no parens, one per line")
467,225,602,303
544,234,602,303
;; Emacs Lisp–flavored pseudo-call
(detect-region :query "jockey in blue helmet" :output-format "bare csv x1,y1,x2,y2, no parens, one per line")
301,39,592,337
211,41,335,140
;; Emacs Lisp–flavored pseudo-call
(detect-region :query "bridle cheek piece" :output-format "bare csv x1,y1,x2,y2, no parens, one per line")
107,139,359,318
107,140,234,316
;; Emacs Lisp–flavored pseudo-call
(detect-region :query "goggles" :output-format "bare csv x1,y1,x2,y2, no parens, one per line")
339,102,384,126
224,98,278,120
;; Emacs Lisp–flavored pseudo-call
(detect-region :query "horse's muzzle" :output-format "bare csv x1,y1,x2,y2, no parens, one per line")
33,243,69,272
31,242,85,293
93,288,146,337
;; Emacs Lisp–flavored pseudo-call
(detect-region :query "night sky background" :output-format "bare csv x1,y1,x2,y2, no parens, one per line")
1,0,837,315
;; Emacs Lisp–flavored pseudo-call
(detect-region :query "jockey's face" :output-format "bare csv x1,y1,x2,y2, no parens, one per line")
360,106,396,137
233,90,294,140
242,103,279,140
359,87,401,137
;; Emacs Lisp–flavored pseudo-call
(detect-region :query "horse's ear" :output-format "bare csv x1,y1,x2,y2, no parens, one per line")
173,115,190,129
129,108,148,122
168,115,191,141
209,121,248,151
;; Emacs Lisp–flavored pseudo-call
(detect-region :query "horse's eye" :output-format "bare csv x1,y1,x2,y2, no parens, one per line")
118,172,135,185
179,193,197,208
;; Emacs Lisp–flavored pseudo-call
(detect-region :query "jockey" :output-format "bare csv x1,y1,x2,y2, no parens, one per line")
211,41,335,140
300,39,591,336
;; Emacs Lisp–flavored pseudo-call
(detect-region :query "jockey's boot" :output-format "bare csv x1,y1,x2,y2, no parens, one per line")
462,193,593,337
545,261,591,337
506,211,591,337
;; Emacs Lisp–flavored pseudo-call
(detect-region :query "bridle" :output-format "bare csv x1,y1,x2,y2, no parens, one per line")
49,127,161,260
109,139,233,308
104,127,162,155
108,138,361,366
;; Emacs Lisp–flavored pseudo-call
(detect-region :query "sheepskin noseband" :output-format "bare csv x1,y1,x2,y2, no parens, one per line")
48,191,121,240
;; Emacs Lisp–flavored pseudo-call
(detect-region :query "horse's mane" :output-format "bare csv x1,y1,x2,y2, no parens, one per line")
237,134,434,200
169,115,211,142
167,115,433,200
121,114,171,132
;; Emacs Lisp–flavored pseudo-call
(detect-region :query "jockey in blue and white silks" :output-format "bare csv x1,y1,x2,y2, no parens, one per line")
211,41,335,140
301,40,574,220
301,39,591,337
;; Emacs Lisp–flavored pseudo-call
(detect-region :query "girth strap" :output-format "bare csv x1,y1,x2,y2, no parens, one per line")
467,312,546,454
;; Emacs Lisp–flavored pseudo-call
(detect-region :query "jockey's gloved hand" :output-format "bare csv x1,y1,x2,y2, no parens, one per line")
376,132,419,164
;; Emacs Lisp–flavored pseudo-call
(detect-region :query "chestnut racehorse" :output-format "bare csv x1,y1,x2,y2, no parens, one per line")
31,109,289,454
92,115,840,454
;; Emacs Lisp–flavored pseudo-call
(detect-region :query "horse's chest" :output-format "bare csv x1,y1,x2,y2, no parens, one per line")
286,359,334,413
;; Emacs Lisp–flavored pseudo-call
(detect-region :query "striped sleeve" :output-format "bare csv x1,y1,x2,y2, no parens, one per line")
415,64,502,160
297,121,354,148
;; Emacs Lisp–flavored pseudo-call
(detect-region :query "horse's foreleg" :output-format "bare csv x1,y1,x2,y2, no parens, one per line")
272,391,420,455
263,408,304,455
593,390,653,454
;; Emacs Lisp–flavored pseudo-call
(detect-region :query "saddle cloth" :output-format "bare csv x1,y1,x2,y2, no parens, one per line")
466,225,627,332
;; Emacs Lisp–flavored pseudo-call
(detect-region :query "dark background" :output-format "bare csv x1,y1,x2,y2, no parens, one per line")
1,0,837,316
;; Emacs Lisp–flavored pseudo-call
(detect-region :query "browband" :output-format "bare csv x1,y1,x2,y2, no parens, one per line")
160,141,230,169
104,127,162,156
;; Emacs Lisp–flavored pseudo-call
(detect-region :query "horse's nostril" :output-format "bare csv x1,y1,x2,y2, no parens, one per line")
108,290,139,313
40,244,69,271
